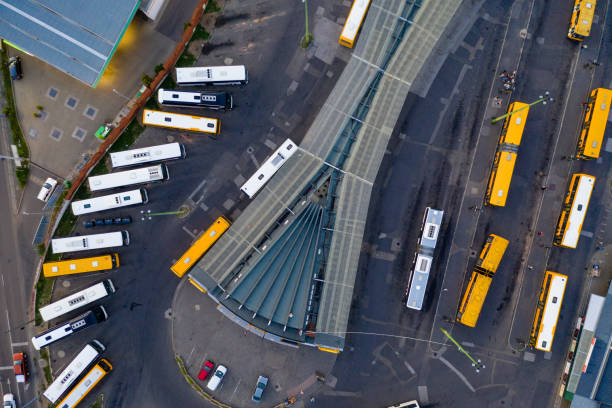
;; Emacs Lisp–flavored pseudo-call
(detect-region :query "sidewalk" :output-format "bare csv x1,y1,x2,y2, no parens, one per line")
9,2,199,180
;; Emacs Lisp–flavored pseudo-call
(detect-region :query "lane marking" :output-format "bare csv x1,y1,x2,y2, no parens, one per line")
11,342,28,347
182,226,197,239
437,355,475,392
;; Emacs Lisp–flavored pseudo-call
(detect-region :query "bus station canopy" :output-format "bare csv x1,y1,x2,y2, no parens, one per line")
0,0,139,87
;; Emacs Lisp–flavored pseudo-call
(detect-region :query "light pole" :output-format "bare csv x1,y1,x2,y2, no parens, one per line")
301,0,313,48
440,328,485,373
491,92,553,124
140,208,188,221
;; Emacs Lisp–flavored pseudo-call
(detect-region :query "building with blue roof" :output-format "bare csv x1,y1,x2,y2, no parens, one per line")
0,0,140,87
568,283,612,408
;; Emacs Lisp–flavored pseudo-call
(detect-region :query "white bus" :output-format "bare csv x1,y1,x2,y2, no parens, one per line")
406,208,444,311
240,139,298,198
110,142,185,168
157,89,233,111
142,109,219,135
554,173,595,248
175,65,248,86
71,189,148,216
88,164,168,192
56,358,112,408
43,340,105,403
51,231,129,254
32,306,108,350
531,271,568,352
39,279,115,322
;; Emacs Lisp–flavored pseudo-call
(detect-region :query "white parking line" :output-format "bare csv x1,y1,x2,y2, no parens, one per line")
0,366,13,370
182,226,196,239
11,342,28,347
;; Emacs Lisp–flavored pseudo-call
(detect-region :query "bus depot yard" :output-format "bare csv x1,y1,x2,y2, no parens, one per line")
3,1,612,408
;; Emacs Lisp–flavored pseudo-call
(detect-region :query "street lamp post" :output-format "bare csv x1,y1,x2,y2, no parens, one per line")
301,0,313,48
440,328,485,373
491,92,554,124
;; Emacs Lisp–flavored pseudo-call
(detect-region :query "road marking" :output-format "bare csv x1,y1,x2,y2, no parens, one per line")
182,226,197,239
437,355,475,392
461,342,475,347
417,385,429,404
11,342,28,347
187,179,207,204
0,366,13,370
186,347,196,368
229,378,241,402
404,361,416,375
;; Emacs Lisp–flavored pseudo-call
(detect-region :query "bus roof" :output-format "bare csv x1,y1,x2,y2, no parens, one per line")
502,102,529,145
406,255,432,310
88,165,166,191
110,142,183,168
581,88,612,158
535,272,567,351
479,234,509,273
561,174,595,248
573,0,596,37
420,208,443,250
487,151,517,207
457,272,492,327
176,65,246,84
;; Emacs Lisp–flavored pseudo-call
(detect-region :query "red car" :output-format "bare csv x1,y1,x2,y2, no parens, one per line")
197,360,215,381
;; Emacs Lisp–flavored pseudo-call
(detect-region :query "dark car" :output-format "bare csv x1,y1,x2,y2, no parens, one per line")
83,220,95,228
114,216,132,225
84,216,132,228
8,57,22,80
197,360,215,381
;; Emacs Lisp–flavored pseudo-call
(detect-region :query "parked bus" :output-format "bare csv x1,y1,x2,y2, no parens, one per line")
171,216,231,277
43,254,119,278
110,142,185,168
72,189,148,216
88,164,168,192
175,65,248,86
406,208,444,311
51,231,129,254
339,0,372,48
554,173,595,248
576,87,611,159
157,89,233,111
530,271,568,352
39,279,115,322
568,0,596,41
457,234,509,327
240,139,298,198
43,340,105,403
56,358,112,408
143,109,219,135
485,102,529,207
31,306,108,350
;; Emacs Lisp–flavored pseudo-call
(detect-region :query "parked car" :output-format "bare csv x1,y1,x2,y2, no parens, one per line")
3,393,16,408
252,375,268,403
197,360,215,381
8,57,22,80
83,216,132,228
13,352,28,383
206,365,227,391
36,178,57,202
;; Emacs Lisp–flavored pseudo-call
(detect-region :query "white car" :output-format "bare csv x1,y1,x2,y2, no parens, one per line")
3,393,16,408
37,177,57,202
206,364,227,391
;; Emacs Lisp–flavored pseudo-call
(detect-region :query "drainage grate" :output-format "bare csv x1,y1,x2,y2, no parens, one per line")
83,105,98,120
72,127,87,141
65,96,79,110
47,87,59,100
49,127,63,141
28,128,39,139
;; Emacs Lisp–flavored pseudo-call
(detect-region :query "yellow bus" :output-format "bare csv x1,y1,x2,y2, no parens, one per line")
485,102,529,207
43,254,119,278
576,88,612,159
339,0,371,48
530,271,567,352
568,0,596,41
56,358,112,408
171,216,231,277
554,173,595,248
457,234,509,327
